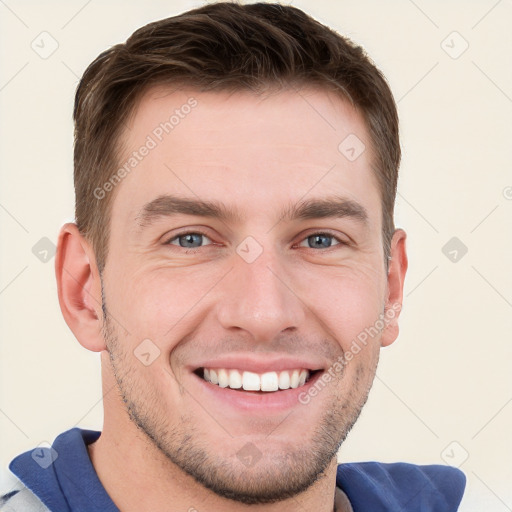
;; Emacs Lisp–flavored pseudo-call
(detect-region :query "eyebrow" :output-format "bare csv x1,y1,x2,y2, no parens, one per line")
135,194,368,230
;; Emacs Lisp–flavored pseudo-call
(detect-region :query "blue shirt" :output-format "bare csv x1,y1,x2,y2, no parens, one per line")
5,428,466,511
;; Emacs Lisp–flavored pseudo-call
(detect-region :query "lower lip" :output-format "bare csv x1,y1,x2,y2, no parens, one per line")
192,371,324,413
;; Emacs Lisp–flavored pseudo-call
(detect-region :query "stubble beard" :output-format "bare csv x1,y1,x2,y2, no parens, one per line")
101,293,376,505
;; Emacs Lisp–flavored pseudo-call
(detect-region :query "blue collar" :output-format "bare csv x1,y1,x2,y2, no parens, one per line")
10,428,117,512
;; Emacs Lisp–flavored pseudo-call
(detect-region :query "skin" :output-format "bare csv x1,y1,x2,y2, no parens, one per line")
55,87,407,511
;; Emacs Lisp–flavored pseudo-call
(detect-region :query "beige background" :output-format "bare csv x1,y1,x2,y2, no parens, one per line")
1,0,511,510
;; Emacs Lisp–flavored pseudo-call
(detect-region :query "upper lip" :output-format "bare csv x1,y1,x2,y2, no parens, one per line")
190,354,325,374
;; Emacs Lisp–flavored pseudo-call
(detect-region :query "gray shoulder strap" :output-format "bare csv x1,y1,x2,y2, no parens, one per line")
0,485,50,512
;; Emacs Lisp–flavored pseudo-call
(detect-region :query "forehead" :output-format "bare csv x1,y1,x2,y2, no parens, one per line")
112,86,381,228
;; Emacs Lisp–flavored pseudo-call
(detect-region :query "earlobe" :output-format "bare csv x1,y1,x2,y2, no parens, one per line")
55,223,106,352
381,229,408,347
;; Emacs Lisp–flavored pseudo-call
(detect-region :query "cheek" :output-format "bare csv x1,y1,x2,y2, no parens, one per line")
295,266,386,351
106,245,386,351
108,265,223,342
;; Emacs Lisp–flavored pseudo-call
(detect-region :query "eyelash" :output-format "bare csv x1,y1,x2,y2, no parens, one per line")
163,230,348,252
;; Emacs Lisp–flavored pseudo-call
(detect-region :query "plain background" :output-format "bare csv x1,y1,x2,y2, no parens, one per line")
1,0,511,510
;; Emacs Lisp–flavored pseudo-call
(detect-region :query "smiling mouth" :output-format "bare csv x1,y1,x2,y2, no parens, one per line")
194,368,321,392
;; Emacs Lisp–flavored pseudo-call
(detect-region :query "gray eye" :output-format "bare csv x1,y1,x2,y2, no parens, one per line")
305,233,337,249
168,232,212,248
179,233,203,248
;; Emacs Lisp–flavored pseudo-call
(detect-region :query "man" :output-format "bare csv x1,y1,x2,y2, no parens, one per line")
1,2,465,511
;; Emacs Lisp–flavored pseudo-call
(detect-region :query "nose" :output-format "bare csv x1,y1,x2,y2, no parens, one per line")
216,248,306,343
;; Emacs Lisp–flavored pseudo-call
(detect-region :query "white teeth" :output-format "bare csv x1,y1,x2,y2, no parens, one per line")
229,369,242,389
242,371,260,391
260,372,279,392
290,370,300,389
201,368,311,392
278,371,290,390
218,369,229,388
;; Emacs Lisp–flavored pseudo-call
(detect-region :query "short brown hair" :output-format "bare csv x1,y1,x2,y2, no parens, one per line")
74,2,400,272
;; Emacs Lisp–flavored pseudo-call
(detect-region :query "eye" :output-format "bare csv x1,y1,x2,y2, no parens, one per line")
297,232,346,250
165,231,213,249
163,230,347,252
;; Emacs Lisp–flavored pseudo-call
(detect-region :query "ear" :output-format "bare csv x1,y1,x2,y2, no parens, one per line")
380,228,408,347
55,223,106,352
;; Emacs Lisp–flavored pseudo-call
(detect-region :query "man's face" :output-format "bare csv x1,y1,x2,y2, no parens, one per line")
101,88,395,503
